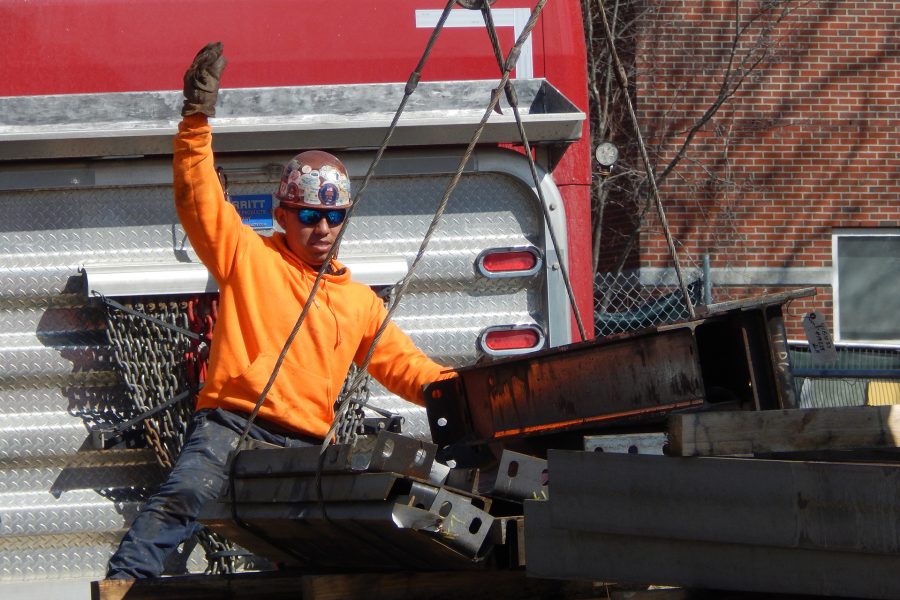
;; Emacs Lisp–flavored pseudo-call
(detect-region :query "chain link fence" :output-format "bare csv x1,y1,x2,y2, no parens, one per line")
592,272,900,408
593,267,705,338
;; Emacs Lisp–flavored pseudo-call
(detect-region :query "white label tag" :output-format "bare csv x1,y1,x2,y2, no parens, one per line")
802,312,839,363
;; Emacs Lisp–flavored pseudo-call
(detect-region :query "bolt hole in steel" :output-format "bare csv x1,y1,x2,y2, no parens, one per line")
439,501,453,517
540,469,549,486
437,417,448,427
413,448,427,466
594,447,604,452
381,438,394,459
507,460,519,478
628,445,639,454
469,518,482,534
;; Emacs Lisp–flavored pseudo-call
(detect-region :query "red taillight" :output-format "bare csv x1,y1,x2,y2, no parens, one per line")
481,251,537,273
479,325,545,356
476,246,542,278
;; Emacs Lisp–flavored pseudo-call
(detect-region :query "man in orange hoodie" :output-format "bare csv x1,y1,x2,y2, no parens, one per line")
107,43,452,579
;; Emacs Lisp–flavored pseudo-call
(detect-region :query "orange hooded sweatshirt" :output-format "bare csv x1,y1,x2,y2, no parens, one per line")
173,114,450,439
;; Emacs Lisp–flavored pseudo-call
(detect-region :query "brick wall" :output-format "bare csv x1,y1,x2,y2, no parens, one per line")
630,0,898,338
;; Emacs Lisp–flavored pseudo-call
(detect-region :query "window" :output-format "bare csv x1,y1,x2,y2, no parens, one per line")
833,230,900,342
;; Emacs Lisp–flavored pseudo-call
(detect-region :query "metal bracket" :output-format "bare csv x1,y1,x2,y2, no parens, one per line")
491,449,549,501
430,487,495,557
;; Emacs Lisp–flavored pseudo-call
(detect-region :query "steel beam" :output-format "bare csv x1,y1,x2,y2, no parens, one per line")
427,291,810,466
525,500,900,600
231,431,436,480
547,449,900,555
427,328,705,455
230,472,403,504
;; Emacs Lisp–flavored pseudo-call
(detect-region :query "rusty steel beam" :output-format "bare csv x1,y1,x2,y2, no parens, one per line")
426,290,811,466
427,327,704,456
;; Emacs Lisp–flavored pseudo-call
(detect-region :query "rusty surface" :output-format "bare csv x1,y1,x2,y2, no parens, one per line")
426,290,810,460
427,327,705,454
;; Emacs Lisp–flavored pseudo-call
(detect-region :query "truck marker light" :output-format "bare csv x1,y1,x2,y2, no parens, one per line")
479,324,545,356
476,246,542,278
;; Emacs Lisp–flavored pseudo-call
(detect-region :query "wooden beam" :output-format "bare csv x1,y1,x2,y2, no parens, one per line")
92,572,304,600
669,405,900,457
93,570,595,600
302,571,595,600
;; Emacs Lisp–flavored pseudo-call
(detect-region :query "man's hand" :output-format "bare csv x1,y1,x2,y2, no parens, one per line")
182,42,227,118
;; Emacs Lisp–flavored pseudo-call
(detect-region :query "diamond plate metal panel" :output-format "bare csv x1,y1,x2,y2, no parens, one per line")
0,414,92,460
0,385,123,416
0,345,112,382
0,490,135,537
0,533,207,582
0,451,161,494
0,534,123,582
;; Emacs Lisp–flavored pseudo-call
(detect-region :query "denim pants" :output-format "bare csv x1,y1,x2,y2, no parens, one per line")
106,408,317,579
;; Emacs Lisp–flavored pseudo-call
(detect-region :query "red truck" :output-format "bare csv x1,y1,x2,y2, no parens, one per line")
0,1,591,595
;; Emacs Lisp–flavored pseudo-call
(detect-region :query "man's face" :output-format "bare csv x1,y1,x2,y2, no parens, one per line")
274,206,345,266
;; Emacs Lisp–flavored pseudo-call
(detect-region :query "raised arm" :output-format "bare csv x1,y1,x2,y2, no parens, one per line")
172,43,249,283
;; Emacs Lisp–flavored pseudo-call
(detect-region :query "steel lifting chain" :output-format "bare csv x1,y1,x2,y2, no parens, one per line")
333,363,372,445
100,294,238,575
102,297,196,467
331,287,396,444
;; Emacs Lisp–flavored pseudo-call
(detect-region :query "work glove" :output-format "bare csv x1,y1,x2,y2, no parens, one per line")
181,42,227,118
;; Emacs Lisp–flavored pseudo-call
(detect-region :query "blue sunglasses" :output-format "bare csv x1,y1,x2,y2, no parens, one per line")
296,208,347,227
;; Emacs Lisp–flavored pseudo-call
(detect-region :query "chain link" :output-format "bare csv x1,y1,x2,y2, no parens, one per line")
333,363,371,445
102,294,238,574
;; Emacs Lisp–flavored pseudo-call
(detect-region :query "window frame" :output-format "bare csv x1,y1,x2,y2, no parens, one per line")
832,228,900,344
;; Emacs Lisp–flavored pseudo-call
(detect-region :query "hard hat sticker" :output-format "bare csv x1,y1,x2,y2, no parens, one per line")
318,183,340,205
275,151,351,208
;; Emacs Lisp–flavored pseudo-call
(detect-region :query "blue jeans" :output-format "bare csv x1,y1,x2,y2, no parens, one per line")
106,408,318,579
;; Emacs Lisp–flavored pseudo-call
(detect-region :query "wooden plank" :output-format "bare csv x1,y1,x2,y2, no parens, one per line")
301,570,596,600
547,450,900,554
92,571,305,600
525,500,900,600
93,570,596,600
669,405,900,456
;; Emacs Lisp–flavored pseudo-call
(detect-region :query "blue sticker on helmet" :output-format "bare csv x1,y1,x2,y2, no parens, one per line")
318,182,340,206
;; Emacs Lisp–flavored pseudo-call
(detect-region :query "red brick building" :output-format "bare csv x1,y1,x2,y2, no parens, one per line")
628,0,898,341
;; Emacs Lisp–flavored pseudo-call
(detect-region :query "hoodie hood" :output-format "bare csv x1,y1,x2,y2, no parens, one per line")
268,231,350,283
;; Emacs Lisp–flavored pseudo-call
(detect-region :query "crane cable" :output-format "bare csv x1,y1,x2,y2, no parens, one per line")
232,0,459,453
227,0,565,523
480,0,587,341
325,0,553,448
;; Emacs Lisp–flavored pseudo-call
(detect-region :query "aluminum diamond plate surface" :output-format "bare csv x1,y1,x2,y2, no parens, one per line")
0,147,558,584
